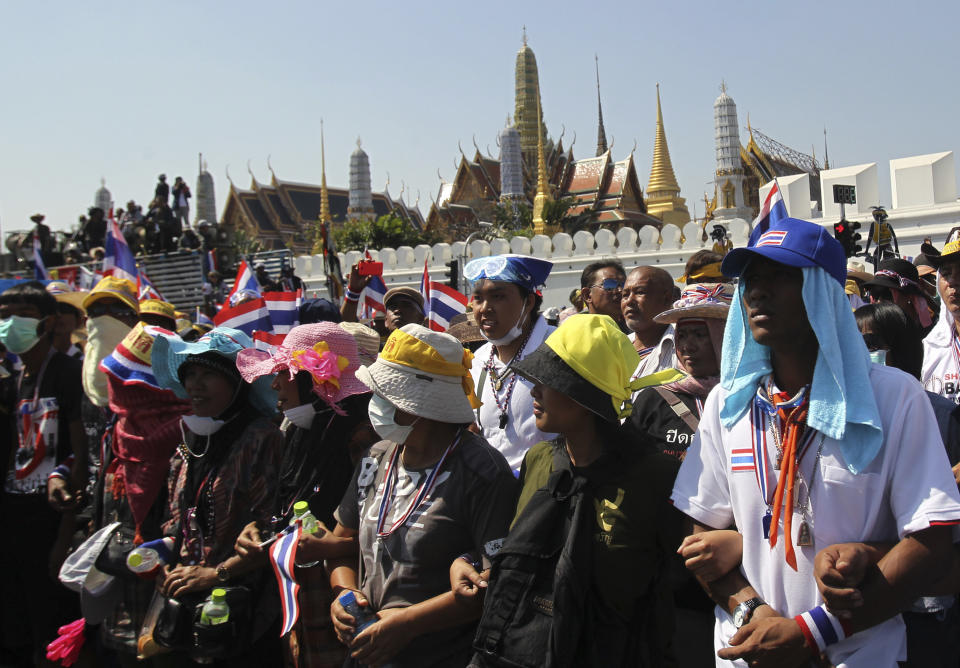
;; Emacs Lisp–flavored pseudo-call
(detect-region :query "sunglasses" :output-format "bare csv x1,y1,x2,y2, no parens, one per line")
590,278,625,292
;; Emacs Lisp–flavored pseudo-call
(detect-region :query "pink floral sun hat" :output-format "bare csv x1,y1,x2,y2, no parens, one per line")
236,322,369,411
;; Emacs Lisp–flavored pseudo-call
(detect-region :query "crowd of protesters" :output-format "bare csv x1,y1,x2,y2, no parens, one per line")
3,215,960,667
24,175,206,269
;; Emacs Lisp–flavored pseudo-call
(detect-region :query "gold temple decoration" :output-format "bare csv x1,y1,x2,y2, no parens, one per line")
645,84,690,227
532,81,552,235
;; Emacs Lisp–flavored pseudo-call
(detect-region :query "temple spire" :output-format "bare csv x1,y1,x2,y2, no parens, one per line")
823,126,830,170
595,54,608,156
532,82,552,234
648,83,681,194
646,84,690,226
320,119,331,224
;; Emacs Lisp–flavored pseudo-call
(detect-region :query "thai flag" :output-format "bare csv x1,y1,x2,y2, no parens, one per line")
427,282,468,332
137,270,164,301
253,330,286,353
102,210,138,284
194,307,214,327
227,260,260,302
730,448,756,472
263,291,301,334
213,297,272,336
748,180,788,246
420,259,432,320
362,275,387,314
32,236,48,280
269,524,302,637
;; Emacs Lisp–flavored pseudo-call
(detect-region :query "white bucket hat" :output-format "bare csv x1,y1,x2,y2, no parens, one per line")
356,324,480,424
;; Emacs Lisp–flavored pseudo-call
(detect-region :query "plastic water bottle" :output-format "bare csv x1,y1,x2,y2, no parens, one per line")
199,588,230,626
126,537,175,578
290,501,320,568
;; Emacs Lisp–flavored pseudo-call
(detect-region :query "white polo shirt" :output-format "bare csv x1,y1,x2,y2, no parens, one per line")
471,316,557,473
671,364,960,667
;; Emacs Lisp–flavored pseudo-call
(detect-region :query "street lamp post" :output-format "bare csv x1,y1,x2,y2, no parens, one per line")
461,221,492,297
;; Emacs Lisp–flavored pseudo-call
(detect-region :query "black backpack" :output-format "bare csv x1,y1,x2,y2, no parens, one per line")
471,446,667,668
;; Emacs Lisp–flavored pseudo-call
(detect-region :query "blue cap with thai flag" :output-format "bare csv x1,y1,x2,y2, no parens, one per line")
721,217,847,286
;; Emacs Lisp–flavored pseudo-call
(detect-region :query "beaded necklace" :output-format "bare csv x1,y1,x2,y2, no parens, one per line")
483,324,535,429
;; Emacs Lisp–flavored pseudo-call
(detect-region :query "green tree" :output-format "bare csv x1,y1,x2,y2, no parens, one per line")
333,212,438,252
233,226,264,255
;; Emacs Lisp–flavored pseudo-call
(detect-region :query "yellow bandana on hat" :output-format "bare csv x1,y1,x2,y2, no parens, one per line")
543,314,642,418
680,261,724,284
379,328,481,409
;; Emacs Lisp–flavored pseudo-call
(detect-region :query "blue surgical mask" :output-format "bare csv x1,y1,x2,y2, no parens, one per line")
368,393,418,444
0,315,42,354
869,349,887,366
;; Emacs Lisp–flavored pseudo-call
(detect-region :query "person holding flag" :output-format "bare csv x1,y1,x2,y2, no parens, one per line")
234,322,378,666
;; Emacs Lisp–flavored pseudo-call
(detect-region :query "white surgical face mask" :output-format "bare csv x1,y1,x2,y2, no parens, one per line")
869,349,887,366
181,414,226,436
368,393,417,444
481,308,527,347
284,403,317,430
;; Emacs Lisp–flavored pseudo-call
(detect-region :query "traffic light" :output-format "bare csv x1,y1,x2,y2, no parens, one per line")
833,221,847,241
846,220,862,257
446,259,460,290
835,219,862,258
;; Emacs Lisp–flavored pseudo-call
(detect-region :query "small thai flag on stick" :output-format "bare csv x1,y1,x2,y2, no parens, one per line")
269,524,303,637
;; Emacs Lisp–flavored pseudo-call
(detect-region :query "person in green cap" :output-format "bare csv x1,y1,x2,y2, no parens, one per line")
454,313,684,667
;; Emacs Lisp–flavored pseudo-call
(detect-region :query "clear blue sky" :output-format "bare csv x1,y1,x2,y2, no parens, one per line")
2,0,957,235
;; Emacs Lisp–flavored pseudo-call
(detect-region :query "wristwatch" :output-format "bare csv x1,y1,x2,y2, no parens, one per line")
216,564,231,583
733,597,764,628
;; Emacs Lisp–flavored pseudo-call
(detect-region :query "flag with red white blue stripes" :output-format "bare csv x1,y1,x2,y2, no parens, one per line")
427,282,468,332
263,290,301,334
102,209,138,284
748,180,788,246
213,297,272,336
137,270,164,301
268,524,302,636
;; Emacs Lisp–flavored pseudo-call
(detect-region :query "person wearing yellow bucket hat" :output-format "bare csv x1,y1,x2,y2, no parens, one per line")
463,314,682,667
81,277,139,408
328,324,517,666
138,298,177,331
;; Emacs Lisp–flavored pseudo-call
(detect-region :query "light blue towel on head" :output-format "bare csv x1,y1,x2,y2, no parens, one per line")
719,266,883,473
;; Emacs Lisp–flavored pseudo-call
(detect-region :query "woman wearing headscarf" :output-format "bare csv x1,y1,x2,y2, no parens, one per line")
464,254,556,474
629,283,733,460
233,322,379,668
151,327,283,666
95,322,192,660
328,324,517,667
464,314,683,667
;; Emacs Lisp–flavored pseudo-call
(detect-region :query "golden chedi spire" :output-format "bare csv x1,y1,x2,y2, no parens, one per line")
313,120,332,254
645,84,690,226
320,120,331,224
514,27,545,171
532,82,552,235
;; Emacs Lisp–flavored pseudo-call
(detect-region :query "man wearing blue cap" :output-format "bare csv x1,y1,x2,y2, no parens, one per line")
670,217,960,666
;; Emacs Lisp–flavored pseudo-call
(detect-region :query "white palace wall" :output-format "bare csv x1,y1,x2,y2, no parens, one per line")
296,150,960,311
